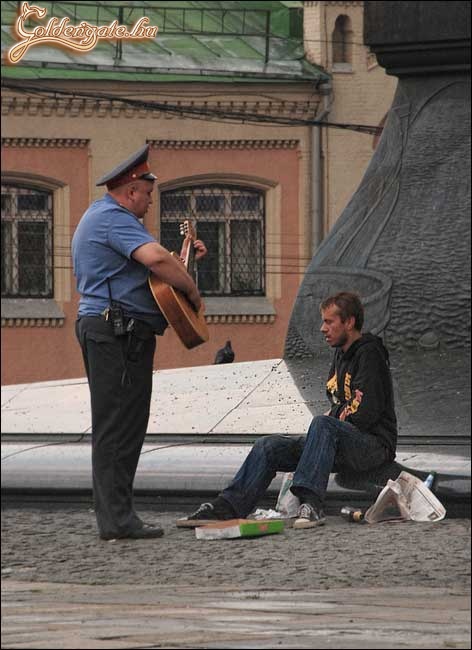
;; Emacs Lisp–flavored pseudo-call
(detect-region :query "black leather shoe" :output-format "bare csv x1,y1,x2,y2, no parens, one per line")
127,524,164,539
101,524,164,540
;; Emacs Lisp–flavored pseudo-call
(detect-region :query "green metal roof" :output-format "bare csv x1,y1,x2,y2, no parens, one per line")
1,1,328,84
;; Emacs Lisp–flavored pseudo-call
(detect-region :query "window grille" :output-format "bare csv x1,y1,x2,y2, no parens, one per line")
160,185,265,296
1,185,53,298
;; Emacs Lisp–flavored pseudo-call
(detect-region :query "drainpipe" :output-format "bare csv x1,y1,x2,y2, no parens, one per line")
311,82,332,254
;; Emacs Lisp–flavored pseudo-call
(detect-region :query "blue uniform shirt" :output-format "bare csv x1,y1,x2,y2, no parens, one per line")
72,193,168,333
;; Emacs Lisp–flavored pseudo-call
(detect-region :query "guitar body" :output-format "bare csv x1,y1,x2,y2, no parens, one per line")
148,250,209,350
148,274,209,349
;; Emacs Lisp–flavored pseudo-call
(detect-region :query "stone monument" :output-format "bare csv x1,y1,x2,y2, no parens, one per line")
286,1,471,447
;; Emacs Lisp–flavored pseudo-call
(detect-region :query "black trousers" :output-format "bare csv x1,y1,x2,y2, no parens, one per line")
75,316,156,538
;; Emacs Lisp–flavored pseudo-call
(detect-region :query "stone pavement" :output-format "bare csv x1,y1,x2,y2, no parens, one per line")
1,506,470,649
2,357,470,647
2,581,469,649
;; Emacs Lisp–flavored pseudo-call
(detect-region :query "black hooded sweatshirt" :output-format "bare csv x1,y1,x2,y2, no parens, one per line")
326,333,397,459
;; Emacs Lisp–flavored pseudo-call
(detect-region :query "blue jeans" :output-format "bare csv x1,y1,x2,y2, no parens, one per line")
221,415,390,517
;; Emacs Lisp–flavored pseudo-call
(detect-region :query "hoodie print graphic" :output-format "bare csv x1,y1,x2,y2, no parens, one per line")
324,333,398,456
326,374,339,403
327,371,363,417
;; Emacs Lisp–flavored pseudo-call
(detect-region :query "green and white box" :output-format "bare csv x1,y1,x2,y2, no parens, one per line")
195,518,285,540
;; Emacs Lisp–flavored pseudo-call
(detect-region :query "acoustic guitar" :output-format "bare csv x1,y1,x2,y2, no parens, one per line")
148,220,209,349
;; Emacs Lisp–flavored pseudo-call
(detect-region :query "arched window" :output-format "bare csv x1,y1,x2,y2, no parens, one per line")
1,185,53,297
160,184,265,296
332,15,352,66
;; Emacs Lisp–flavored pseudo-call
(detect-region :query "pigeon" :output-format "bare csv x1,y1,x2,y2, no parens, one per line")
214,340,235,364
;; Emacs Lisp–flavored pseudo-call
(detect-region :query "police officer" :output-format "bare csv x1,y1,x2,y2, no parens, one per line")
72,144,206,540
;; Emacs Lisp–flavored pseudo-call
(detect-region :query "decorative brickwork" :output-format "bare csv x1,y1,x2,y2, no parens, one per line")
150,140,299,150
2,318,64,328
1,95,319,120
2,138,88,148
205,315,275,324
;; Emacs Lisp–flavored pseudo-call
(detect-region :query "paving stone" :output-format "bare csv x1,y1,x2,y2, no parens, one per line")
1,506,470,648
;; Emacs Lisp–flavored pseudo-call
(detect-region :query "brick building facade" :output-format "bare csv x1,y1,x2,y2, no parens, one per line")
1,1,396,384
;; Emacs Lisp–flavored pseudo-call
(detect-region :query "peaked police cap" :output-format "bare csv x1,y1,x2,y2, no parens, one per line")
96,144,157,190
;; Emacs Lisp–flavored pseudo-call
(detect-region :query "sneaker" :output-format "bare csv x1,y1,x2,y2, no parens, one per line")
293,503,326,529
176,501,234,528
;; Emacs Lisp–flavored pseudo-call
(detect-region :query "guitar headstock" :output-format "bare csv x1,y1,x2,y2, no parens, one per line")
179,220,196,241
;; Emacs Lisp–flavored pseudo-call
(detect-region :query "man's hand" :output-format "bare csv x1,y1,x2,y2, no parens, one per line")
339,406,349,421
193,239,207,261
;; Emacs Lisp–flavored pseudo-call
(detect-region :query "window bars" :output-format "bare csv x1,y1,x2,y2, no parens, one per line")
160,185,265,297
1,185,53,298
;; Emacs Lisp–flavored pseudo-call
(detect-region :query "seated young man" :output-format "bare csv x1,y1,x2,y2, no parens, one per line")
182,291,398,529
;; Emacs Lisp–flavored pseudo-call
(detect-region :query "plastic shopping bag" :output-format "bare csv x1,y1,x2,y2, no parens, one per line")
275,472,300,518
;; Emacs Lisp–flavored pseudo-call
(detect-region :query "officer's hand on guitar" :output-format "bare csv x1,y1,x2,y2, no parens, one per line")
193,239,207,261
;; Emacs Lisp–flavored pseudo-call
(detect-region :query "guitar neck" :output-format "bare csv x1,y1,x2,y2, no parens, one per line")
183,237,196,282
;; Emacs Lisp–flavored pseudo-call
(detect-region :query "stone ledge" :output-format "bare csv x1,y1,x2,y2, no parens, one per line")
1,299,65,327
332,63,354,74
204,296,276,324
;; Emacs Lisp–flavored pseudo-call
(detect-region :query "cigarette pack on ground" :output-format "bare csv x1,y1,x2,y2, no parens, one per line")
195,518,285,540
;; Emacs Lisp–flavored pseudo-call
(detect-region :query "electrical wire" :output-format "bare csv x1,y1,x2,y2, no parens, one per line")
1,81,383,135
